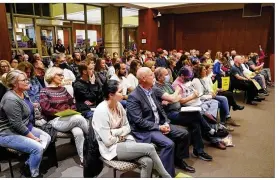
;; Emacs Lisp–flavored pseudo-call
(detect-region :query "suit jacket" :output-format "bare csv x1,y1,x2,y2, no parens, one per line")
155,57,168,68
127,86,170,142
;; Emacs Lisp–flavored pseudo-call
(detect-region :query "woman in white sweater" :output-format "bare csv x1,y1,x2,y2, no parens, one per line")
192,65,240,127
92,80,171,178
126,60,141,89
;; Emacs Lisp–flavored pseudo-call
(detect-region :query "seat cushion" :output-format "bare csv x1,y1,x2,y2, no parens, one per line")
100,157,138,171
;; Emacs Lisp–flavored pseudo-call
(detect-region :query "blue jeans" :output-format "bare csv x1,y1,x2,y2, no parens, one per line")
215,95,230,123
0,127,51,177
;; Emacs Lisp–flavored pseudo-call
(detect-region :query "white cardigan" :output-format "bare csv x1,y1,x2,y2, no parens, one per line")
191,78,213,100
92,100,135,160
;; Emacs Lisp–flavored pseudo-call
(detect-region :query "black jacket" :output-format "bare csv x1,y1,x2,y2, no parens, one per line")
0,83,7,102
73,78,103,116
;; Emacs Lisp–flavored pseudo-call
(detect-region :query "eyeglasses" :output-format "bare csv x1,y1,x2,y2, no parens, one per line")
18,79,29,83
56,73,64,77
0,65,9,68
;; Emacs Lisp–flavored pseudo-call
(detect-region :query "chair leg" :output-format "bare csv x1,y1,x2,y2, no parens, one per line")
113,169,116,178
8,159,14,178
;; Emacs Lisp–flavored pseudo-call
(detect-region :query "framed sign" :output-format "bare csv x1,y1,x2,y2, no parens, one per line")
141,39,147,44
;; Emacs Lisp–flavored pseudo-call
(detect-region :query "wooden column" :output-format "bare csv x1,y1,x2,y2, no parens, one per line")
0,4,11,61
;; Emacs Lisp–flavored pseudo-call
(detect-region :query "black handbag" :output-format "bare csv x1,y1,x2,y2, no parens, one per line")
83,117,103,178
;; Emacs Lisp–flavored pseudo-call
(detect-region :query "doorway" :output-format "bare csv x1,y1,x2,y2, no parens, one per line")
36,25,73,58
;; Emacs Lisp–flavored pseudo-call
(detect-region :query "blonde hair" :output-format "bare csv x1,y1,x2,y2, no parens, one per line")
3,70,26,89
215,51,222,60
44,67,63,84
0,60,11,75
144,60,155,69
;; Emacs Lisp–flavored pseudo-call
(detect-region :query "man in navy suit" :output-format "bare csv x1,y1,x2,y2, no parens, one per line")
155,49,168,68
127,67,195,177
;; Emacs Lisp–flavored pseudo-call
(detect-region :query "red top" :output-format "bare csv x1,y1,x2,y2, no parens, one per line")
40,86,76,120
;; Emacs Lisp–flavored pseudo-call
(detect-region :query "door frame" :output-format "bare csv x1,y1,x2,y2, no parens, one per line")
36,24,73,57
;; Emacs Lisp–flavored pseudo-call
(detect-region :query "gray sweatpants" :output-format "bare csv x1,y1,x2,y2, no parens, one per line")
116,141,171,178
50,114,89,162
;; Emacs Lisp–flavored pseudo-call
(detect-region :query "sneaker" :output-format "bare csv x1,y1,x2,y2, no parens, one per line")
226,118,240,127
223,125,234,131
192,150,213,161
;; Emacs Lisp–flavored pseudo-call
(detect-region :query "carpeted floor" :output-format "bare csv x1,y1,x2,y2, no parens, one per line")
0,88,275,178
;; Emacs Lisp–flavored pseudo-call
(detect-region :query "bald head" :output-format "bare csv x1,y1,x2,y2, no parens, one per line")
231,50,237,56
137,67,154,89
234,55,242,64
137,67,152,81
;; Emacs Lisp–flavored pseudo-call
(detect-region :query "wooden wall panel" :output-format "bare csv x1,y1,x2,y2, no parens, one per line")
158,6,274,57
0,4,11,61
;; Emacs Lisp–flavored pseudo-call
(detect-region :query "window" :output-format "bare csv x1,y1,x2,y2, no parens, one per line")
66,4,84,21
15,3,34,15
122,8,139,27
88,30,97,46
50,3,64,19
42,3,50,17
14,17,36,48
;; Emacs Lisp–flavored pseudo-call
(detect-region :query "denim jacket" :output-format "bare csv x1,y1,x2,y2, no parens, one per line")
28,77,43,103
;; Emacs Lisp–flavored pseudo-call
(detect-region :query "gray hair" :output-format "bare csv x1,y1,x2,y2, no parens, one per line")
3,70,26,89
154,67,166,81
44,67,63,84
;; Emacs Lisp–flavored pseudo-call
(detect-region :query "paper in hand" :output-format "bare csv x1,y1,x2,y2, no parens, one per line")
40,135,48,149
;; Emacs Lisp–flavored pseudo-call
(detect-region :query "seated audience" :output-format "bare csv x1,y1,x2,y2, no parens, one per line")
213,57,225,89
46,53,76,97
71,52,82,78
172,66,219,124
230,55,264,105
0,70,51,178
192,65,240,127
168,57,178,83
17,62,42,103
241,55,268,96
40,67,89,165
126,55,135,73
0,60,11,77
107,57,121,78
66,54,74,65
110,62,134,108
95,58,108,86
155,49,168,68
127,60,141,89
33,60,46,88
190,49,199,63
127,67,195,177
92,80,171,178
205,64,244,111
10,59,19,69
153,67,216,155
73,62,103,119
104,53,112,67
144,60,156,72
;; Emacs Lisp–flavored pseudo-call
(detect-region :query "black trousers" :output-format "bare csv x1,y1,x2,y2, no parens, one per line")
217,90,238,110
167,111,205,154
232,80,258,102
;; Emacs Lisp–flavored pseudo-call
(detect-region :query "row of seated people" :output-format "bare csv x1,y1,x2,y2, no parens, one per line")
0,48,271,177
